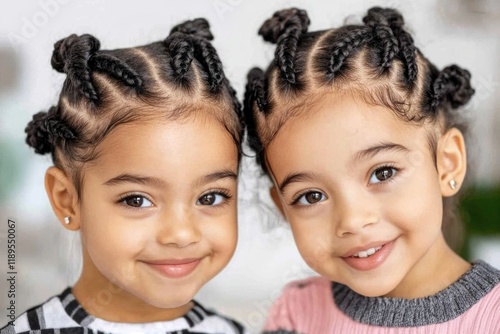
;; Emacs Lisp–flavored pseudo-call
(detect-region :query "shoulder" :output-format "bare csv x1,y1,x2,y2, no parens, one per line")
279,276,333,303
1,289,78,334
190,301,247,334
263,276,336,332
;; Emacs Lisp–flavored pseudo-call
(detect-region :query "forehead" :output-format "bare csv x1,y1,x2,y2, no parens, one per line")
266,94,429,173
86,115,238,181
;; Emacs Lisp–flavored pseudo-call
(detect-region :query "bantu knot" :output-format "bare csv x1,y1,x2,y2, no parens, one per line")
259,8,310,85
25,111,52,155
25,106,77,155
363,7,404,29
51,34,101,100
170,18,214,41
431,65,475,111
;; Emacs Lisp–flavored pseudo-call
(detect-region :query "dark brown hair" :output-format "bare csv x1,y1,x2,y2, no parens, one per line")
244,7,475,245
25,18,243,196
244,7,474,173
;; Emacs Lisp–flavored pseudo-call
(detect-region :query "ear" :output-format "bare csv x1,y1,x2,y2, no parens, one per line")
270,185,287,219
436,128,467,197
44,166,81,231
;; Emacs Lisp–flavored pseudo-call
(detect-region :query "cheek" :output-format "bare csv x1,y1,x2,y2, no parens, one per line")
200,209,238,257
289,217,332,271
79,202,149,262
382,167,443,233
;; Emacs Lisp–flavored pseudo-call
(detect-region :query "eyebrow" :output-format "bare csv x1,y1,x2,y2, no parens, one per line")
350,142,410,166
103,169,237,188
277,143,409,193
103,174,167,188
194,169,238,186
278,172,318,194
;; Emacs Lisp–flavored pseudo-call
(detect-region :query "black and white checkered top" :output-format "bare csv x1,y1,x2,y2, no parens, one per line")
1,288,247,334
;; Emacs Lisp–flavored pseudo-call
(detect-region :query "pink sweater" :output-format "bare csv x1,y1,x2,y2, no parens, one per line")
263,261,500,333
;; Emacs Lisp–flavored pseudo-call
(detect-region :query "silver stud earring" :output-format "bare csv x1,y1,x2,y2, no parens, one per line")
64,216,71,225
449,179,457,190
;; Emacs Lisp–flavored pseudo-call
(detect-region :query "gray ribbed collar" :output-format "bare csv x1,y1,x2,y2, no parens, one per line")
332,260,500,327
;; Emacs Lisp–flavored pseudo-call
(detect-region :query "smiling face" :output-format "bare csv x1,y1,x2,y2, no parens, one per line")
71,114,238,320
265,94,465,297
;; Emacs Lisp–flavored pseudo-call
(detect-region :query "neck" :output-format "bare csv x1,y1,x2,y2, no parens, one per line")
384,233,470,298
72,250,193,323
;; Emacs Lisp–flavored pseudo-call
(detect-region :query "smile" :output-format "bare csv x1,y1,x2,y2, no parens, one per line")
351,246,382,258
341,239,397,271
142,258,202,279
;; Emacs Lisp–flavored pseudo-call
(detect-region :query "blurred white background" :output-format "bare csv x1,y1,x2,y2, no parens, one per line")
0,0,499,332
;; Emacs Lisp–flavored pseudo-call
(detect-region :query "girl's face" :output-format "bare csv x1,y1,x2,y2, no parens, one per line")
74,115,238,317
266,95,453,298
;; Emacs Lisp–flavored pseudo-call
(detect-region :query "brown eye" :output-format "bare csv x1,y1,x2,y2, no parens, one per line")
370,167,397,184
198,193,216,205
196,192,228,206
122,195,153,208
296,191,326,205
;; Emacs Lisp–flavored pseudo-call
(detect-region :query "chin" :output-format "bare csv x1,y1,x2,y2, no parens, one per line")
134,283,202,309
144,293,195,309
343,278,400,298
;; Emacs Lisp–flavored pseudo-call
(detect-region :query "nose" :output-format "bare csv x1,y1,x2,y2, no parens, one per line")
334,191,378,237
156,205,202,247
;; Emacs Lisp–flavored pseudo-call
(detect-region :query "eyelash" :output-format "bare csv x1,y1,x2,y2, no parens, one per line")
117,193,154,211
289,189,325,207
288,164,402,207
199,189,233,207
116,189,233,211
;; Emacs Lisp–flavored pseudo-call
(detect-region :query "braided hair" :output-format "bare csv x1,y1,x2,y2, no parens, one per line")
25,18,243,195
244,7,475,172
244,7,475,244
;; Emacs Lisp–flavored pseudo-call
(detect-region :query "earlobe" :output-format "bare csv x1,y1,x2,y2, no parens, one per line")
436,128,467,197
270,186,287,219
44,166,81,231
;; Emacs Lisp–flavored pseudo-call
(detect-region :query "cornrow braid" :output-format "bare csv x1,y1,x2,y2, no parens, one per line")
27,17,243,197
363,8,401,70
394,28,417,87
259,8,310,85
166,18,224,93
245,6,475,172
192,37,224,92
243,67,267,167
244,67,269,114
164,32,195,83
326,27,372,80
51,34,100,101
90,53,143,88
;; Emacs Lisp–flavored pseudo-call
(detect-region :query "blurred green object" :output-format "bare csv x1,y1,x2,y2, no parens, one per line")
0,140,23,202
459,185,500,259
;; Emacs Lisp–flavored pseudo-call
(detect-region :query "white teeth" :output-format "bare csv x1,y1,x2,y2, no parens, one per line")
353,246,382,258
357,251,368,258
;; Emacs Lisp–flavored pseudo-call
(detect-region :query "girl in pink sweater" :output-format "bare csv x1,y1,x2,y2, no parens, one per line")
244,6,500,334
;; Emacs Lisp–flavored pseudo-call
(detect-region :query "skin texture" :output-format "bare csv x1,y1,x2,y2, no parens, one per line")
44,114,238,322
266,93,470,298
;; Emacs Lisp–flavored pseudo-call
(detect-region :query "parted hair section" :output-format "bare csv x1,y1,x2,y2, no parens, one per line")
25,18,243,193
244,7,475,171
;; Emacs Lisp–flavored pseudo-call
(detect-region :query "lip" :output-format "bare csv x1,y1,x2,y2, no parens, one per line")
341,239,397,271
142,258,202,278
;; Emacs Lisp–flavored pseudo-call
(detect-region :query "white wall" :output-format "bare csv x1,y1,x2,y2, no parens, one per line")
0,0,499,332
